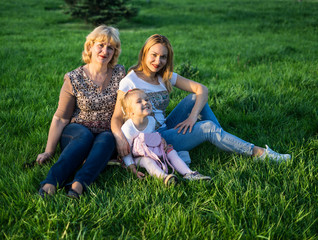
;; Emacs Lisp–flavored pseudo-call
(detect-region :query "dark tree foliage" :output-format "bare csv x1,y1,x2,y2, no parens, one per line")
64,0,138,25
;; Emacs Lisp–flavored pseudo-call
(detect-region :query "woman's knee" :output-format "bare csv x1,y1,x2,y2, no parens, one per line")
186,93,196,100
95,131,115,146
175,94,196,110
63,123,94,140
60,124,94,150
185,93,196,102
199,120,221,133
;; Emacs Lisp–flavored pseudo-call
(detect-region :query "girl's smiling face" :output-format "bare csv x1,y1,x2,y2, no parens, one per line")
128,91,152,119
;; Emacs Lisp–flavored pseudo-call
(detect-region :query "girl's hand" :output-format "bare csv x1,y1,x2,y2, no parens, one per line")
128,164,145,179
161,138,167,148
135,171,145,179
174,115,197,134
36,152,53,165
116,137,130,157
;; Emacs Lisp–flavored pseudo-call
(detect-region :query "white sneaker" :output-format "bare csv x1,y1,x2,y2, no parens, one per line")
183,171,211,181
259,145,291,162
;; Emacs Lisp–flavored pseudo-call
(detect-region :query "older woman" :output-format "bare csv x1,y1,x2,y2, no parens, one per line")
111,34,290,173
37,25,125,199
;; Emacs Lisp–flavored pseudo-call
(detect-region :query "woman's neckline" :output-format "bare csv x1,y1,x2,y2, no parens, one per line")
82,65,115,91
133,70,160,86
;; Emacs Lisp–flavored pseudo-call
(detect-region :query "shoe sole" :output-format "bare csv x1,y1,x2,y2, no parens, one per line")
164,174,178,186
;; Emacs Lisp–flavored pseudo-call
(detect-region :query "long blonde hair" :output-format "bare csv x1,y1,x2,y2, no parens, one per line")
82,25,121,68
129,34,174,93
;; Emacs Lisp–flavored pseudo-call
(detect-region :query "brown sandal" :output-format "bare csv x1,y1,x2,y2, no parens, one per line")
67,189,80,199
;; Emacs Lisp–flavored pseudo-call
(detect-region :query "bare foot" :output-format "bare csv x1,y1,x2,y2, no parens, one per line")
252,146,265,157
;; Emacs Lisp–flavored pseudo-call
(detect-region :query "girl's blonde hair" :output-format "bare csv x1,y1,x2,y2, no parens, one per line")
129,34,174,93
121,88,145,120
82,25,121,68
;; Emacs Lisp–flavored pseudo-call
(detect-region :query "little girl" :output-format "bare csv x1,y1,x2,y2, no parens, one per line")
121,88,211,185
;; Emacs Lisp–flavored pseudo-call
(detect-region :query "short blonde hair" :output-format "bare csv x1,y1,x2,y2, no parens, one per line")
129,34,174,92
121,88,145,120
82,25,121,68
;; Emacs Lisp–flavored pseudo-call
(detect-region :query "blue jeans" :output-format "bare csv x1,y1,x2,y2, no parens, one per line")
158,94,254,155
41,123,115,190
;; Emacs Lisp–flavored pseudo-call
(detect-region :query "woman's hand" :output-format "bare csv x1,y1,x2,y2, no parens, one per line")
128,164,145,179
38,115,70,165
173,75,209,134
115,136,131,157
174,115,198,134
36,152,53,165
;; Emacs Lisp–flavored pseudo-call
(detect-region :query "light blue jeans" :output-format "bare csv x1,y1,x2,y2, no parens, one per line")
158,94,254,155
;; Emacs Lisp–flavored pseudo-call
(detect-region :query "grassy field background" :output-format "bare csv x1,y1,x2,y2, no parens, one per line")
1,0,318,239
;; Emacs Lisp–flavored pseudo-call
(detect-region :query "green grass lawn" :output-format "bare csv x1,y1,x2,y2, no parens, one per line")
1,0,317,239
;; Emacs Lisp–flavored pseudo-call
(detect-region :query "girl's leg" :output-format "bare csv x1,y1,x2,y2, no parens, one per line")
41,123,94,188
136,157,168,179
161,120,254,155
165,94,221,129
167,148,211,181
167,150,192,175
70,131,116,192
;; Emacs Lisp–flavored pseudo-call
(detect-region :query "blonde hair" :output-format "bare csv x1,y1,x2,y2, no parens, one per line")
129,34,174,92
82,25,121,68
121,88,145,120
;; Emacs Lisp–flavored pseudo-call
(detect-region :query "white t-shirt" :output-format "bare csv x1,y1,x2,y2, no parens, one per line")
121,116,156,166
119,70,178,128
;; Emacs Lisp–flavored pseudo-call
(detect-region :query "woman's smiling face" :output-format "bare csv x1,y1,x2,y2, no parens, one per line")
144,43,168,73
90,41,115,65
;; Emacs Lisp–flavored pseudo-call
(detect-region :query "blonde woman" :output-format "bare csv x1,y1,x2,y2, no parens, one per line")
111,34,290,165
37,25,125,199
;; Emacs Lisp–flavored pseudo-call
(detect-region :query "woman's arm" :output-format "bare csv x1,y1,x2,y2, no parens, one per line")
36,115,70,164
36,75,74,164
111,90,130,157
174,75,209,134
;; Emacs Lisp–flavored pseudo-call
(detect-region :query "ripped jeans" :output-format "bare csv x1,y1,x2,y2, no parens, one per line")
158,94,254,155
